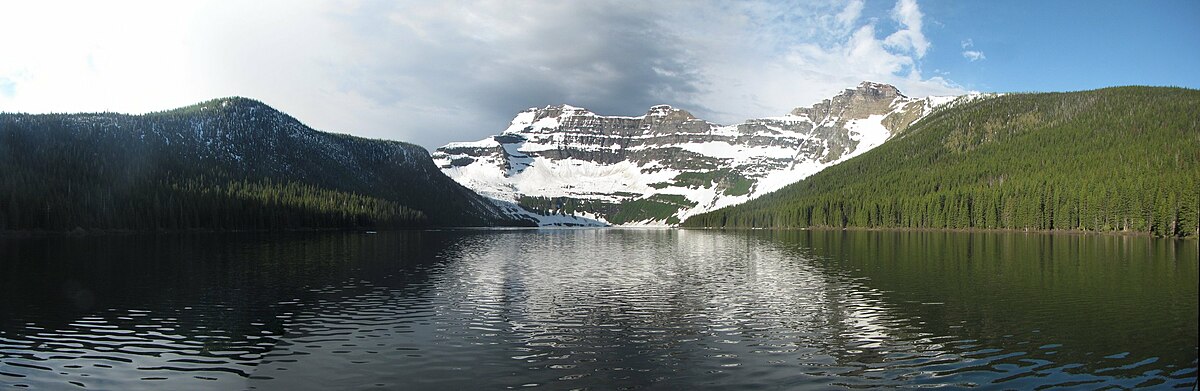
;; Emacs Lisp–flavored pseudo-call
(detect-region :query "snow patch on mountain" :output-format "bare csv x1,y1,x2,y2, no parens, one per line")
435,82,982,226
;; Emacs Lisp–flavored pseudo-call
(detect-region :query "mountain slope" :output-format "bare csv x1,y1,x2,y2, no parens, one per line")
0,97,534,231
435,82,964,225
683,87,1200,237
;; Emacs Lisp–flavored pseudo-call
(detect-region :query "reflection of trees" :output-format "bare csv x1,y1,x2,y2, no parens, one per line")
17,229,1183,388
259,230,1194,389
762,229,1198,387
0,231,468,389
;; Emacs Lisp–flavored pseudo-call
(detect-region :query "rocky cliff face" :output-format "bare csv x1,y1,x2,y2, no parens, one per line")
433,82,961,226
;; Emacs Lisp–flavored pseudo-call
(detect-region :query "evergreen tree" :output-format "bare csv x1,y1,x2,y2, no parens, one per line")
684,87,1200,237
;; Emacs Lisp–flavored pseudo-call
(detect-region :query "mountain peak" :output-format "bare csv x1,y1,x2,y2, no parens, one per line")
535,104,593,118
645,104,695,120
788,82,907,117
215,96,274,111
435,82,963,227
165,96,277,116
646,104,673,115
543,103,584,111
851,81,906,99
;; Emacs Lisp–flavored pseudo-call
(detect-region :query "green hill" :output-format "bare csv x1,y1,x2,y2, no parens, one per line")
0,97,534,232
683,87,1200,237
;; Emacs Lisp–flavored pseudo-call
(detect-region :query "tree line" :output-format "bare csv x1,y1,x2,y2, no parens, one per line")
684,87,1200,237
0,99,466,232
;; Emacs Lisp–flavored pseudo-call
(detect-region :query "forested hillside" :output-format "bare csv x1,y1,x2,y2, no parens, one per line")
0,97,533,232
683,87,1200,237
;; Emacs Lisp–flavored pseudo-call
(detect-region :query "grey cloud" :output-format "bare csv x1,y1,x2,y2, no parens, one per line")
0,0,967,151
295,0,964,149
325,1,707,147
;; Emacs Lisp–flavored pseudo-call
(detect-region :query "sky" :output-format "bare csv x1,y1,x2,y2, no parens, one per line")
1,0,1197,149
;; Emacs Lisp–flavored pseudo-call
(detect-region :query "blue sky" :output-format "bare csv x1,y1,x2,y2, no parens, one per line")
1,0,1197,148
917,0,1200,93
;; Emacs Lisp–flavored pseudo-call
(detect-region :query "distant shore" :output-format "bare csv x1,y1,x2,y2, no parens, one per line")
678,225,1198,239
4,224,1196,240
0,227,414,238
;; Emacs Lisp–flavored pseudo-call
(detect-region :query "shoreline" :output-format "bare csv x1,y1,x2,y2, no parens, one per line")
678,225,1198,239
0,226,427,239
3,224,1196,240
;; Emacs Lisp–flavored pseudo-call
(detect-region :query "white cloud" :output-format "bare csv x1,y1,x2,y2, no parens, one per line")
686,0,961,122
0,0,965,149
963,51,987,62
836,0,866,30
883,0,930,58
0,1,345,121
961,39,987,61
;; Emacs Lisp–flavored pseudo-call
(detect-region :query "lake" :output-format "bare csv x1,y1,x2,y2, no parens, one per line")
0,229,1196,389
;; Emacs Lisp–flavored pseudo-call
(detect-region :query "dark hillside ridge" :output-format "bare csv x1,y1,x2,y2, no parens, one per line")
684,87,1200,237
0,97,534,232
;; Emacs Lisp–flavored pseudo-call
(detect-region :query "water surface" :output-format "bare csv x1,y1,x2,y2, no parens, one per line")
0,229,1196,389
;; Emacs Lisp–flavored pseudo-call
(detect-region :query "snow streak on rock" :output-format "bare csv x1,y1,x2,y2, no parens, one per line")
434,82,976,226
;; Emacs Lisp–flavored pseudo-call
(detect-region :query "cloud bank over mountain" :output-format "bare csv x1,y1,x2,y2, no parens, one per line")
0,0,965,148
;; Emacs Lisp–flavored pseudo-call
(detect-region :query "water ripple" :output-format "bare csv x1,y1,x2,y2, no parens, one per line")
1,230,1195,390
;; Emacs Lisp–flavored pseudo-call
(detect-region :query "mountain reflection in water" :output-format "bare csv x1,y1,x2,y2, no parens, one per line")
0,229,1195,390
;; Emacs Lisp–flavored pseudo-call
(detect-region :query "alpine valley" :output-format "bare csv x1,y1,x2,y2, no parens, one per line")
434,82,978,226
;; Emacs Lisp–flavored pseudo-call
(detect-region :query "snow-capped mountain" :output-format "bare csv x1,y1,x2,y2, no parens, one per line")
433,82,966,226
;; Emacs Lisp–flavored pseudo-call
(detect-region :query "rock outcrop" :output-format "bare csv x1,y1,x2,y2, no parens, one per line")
434,82,961,225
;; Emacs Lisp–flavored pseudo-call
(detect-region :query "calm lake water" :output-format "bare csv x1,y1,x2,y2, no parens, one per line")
0,229,1196,390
